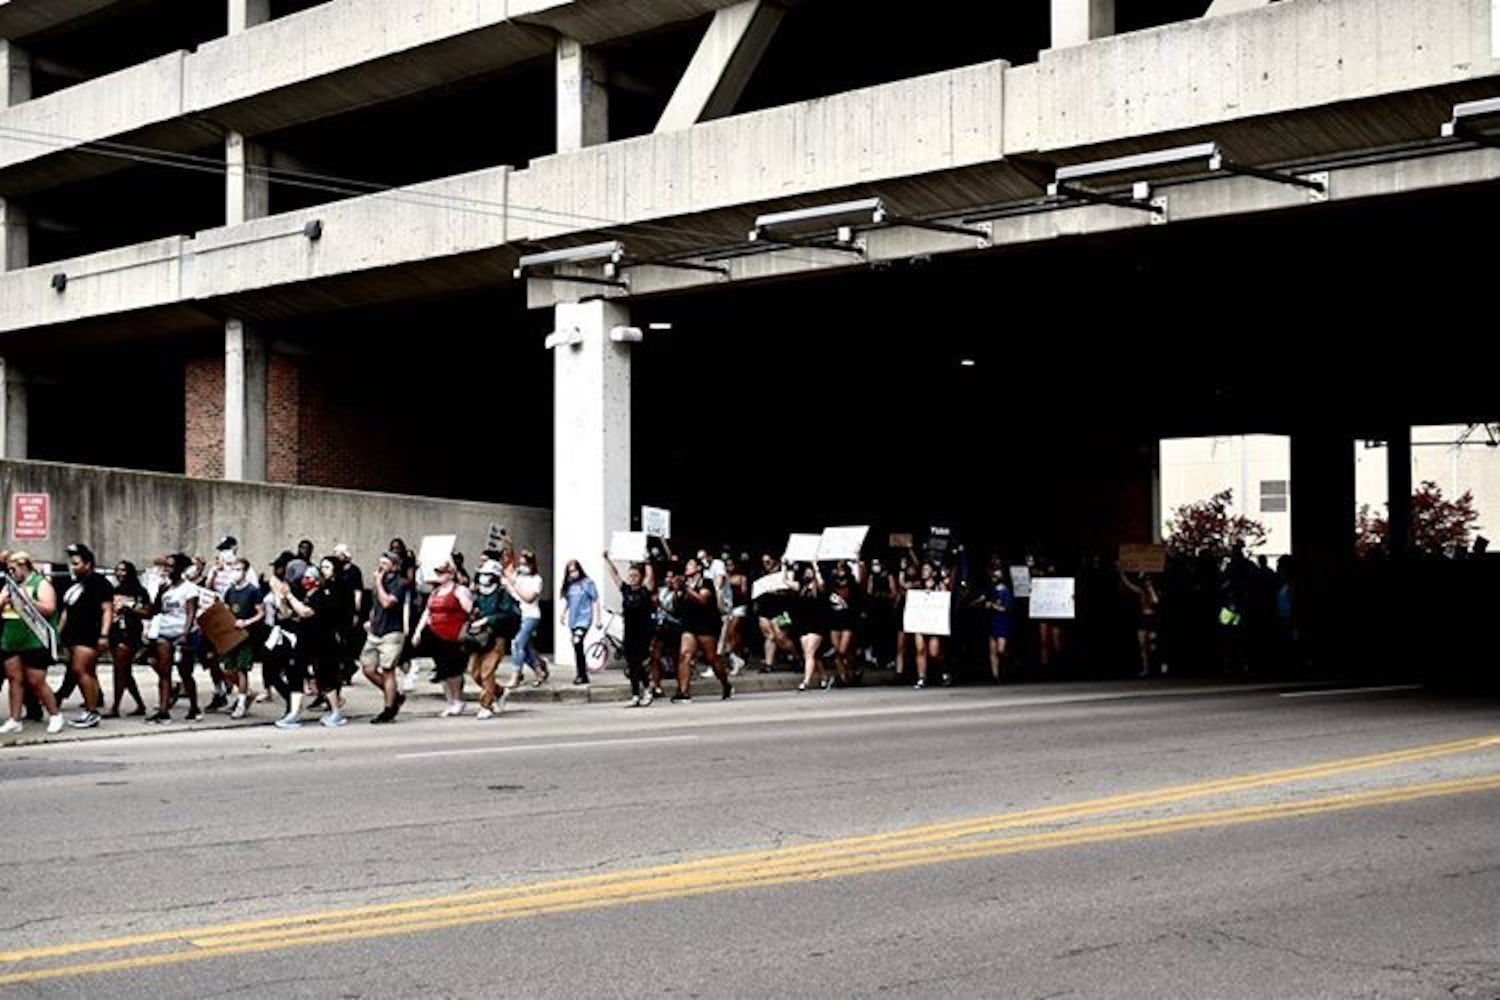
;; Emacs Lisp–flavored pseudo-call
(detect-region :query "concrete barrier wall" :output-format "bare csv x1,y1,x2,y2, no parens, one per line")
0,459,553,582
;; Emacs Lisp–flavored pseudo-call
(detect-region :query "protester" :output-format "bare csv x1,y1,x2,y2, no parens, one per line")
0,552,63,735
362,551,413,724
604,554,655,707
146,554,200,724
414,559,473,716
105,560,150,718
560,559,600,686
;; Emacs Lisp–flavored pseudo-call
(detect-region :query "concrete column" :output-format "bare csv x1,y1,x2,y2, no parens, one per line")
1386,428,1413,556
552,299,631,667
0,197,27,272
228,0,272,33
1051,0,1115,47
0,358,28,460
0,40,31,106
656,0,784,132
1289,429,1356,669
556,37,608,152
224,320,268,481
225,131,270,225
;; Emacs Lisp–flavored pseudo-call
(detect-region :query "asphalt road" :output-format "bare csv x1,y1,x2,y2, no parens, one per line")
2,679,1498,998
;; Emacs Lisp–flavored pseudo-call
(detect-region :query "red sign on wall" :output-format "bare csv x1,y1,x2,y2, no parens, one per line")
11,493,49,541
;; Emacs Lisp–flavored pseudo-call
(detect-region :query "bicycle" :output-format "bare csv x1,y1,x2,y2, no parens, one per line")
585,609,626,668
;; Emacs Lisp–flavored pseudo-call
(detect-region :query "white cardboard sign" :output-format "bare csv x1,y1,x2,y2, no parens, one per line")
752,574,794,602
417,534,458,584
1029,577,1076,620
1011,565,1033,599
783,533,822,564
902,590,952,637
642,506,672,539
609,531,649,563
817,525,870,562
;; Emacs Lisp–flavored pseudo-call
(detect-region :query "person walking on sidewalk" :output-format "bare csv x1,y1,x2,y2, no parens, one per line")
145,554,200,724
604,553,655,707
221,557,264,719
57,543,113,729
414,560,473,717
466,560,517,720
504,550,548,688
104,560,149,718
675,557,732,702
560,559,600,686
0,552,64,735
362,551,412,724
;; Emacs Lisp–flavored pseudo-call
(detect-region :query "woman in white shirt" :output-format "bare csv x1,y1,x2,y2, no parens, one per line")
147,554,200,723
503,549,549,688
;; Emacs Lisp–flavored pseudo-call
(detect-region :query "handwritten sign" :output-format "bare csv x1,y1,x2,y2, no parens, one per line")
817,526,869,562
609,531,648,563
902,590,952,637
1029,577,1076,620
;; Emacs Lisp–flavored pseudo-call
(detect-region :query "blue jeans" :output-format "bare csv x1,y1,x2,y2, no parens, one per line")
512,617,541,672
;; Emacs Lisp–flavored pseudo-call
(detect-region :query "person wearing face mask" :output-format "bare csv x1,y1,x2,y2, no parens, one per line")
414,559,474,717
504,550,548,688
466,559,515,720
864,555,898,671
673,557,732,702
559,559,600,686
913,561,953,689
221,557,265,718
304,558,348,725
789,563,828,692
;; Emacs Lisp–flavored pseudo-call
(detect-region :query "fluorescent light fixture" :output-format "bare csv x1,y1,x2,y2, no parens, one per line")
648,322,673,331
960,359,977,368
751,198,884,240
609,326,644,344
515,240,625,278
1442,97,1500,139
1050,144,1219,197
543,327,584,350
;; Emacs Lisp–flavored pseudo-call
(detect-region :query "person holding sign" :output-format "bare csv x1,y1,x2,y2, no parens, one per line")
0,552,63,735
603,553,656,707
912,562,952,690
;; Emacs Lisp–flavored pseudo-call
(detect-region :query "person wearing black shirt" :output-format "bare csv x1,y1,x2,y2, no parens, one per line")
604,554,656,706
58,544,114,728
104,561,149,718
674,557,731,702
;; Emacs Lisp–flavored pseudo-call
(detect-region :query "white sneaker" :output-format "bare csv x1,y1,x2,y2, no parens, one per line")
496,688,509,714
320,711,347,728
401,670,417,693
46,714,65,735
475,707,494,721
440,702,463,718
230,696,247,720
699,666,714,679
641,690,654,707
729,654,746,676
0,718,22,734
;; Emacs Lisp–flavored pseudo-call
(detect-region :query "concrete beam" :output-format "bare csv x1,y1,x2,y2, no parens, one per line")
0,0,120,41
1051,0,1114,48
225,130,270,225
223,319,267,482
227,0,271,34
0,356,25,459
1205,0,1276,15
556,36,608,152
551,298,630,668
655,0,784,132
0,39,28,106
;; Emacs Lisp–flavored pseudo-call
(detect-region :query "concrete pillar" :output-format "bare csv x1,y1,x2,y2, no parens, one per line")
1051,0,1115,47
556,37,608,152
1289,429,1355,669
225,131,270,225
1,40,31,106
552,299,631,666
224,320,268,481
1386,428,1413,556
0,197,26,272
0,358,27,460
228,0,272,33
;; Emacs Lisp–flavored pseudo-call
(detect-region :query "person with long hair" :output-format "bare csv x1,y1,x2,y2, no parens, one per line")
504,549,548,688
104,560,149,718
913,561,953,690
825,561,861,688
650,566,683,698
0,552,63,735
145,553,200,723
559,558,600,687
790,563,828,692
984,559,1015,683
414,558,473,716
674,557,731,702
754,554,796,673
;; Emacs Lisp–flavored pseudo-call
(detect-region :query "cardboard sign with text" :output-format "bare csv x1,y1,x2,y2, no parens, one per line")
1028,577,1076,620
1119,543,1168,574
609,531,649,563
902,590,952,637
199,601,251,656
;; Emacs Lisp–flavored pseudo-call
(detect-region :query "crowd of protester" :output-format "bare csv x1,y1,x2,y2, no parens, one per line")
0,527,1301,738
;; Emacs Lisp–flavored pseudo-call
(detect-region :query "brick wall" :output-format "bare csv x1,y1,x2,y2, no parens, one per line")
267,354,301,483
183,357,224,479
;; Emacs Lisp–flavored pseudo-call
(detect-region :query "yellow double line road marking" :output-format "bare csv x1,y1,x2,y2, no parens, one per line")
1,734,1497,986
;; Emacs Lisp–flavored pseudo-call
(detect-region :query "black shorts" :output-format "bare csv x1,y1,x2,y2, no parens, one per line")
5,648,51,670
828,610,858,634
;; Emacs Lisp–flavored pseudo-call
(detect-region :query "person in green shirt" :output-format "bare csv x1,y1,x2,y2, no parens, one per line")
0,551,63,736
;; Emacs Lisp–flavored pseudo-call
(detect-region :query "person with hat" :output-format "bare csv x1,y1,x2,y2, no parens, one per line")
0,551,63,736
57,543,114,729
413,557,473,717
466,558,518,720
361,551,412,724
